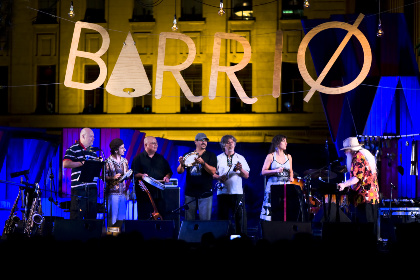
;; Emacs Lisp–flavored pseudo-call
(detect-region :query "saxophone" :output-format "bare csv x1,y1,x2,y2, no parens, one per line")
2,190,21,238
24,183,44,237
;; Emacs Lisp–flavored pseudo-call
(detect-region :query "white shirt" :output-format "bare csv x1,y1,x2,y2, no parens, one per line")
216,152,250,195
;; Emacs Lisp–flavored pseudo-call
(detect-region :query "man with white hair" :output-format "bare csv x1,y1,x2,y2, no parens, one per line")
337,137,379,227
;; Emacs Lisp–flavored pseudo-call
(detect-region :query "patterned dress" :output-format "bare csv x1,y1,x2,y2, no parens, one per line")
105,156,129,195
350,151,379,205
260,153,291,221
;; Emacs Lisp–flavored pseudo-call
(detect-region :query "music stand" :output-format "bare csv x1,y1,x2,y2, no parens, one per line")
317,180,338,222
78,160,103,183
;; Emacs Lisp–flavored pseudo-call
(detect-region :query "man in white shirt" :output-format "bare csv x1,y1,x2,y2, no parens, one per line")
214,135,250,235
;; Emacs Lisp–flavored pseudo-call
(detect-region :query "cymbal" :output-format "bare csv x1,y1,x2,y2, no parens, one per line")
333,165,347,173
303,169,337,180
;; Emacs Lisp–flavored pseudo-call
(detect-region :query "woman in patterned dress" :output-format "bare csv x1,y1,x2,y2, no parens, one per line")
105,138,129,226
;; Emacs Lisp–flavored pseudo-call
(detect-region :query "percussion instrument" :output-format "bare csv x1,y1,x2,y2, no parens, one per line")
118,169,133,183
138,180,162,220
183,152,199,167
303,169,337,180
290,177,304,190
143,176,165,190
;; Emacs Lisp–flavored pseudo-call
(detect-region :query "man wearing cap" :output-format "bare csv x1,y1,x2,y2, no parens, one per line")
337,137,379,231
177,133,217,220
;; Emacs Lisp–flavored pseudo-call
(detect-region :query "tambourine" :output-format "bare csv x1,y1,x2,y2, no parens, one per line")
118,169,133,183
183,152,199,167
143,176,165,190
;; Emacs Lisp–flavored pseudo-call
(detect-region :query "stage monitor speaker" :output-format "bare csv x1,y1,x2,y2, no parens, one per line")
322,222,375,242
53,219,103,242
162,187,180,233
261,221,312,242
271,184,306,221
178,220,231,243
312,203,351,223
121,220,176,240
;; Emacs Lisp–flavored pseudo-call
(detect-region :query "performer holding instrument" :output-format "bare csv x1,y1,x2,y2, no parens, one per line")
105,138,130,226
132,136,172,220
214,135,250,235
260,134,294,221
337,137,379,232
63,128,100,220
177,133,217,221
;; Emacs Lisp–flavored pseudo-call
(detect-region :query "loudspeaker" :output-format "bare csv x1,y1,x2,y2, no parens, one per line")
162,187,180,233
312,203,351,223
53,219,103,242
322,222,375,242
261,220,312,242
271,184,306,221
121,220,176,240
178,220,231,242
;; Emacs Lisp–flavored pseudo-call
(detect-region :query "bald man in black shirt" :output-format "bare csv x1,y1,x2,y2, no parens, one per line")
132,136,172,220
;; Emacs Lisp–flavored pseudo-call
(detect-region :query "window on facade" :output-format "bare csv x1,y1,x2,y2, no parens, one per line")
131,0,155,22
231,0,254,20
280,62,303,112
0,66,8,115
132,65,153,113
180,0,204,21
34,0,57,24
83,65,104,114
180,64,202,113
230,63,252,113
281,0,303,20
35,65,56,114
84,0,106,23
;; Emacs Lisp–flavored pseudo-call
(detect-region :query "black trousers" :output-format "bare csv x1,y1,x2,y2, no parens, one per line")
70,186,98,220
217,194,246,235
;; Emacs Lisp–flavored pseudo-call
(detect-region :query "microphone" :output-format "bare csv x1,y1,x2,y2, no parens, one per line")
48,196,59,206
332,157,344,163
390,182,397,189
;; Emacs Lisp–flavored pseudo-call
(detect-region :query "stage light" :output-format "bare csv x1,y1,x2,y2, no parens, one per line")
218,0,226,16
303,0,310,8
377,22,384,37
377,0,384,37
172,15,178,31
68,1,75,18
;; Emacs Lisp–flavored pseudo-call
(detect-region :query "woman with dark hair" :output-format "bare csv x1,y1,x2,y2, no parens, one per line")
105,138,129,226
260,134,294,221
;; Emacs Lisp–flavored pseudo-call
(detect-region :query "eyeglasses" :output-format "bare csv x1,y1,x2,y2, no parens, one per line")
149,142,158,145
197,139,208,142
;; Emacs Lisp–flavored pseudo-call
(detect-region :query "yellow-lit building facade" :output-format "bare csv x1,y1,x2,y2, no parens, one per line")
0,0,419,144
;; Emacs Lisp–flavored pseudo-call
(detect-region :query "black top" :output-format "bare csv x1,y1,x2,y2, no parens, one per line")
132,151,173,190
63,142,99,188
184,150,217,198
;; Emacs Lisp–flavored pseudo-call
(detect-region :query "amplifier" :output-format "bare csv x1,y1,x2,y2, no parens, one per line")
379,207,420,241
379,207,420,218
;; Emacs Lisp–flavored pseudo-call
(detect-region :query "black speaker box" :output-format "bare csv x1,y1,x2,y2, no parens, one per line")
261,220,312,242
312,203,351,223
271,184,306,221
178,220,231,242
121,220,176,240
162,187,180,233
53,219,103,242
322,222,375,242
